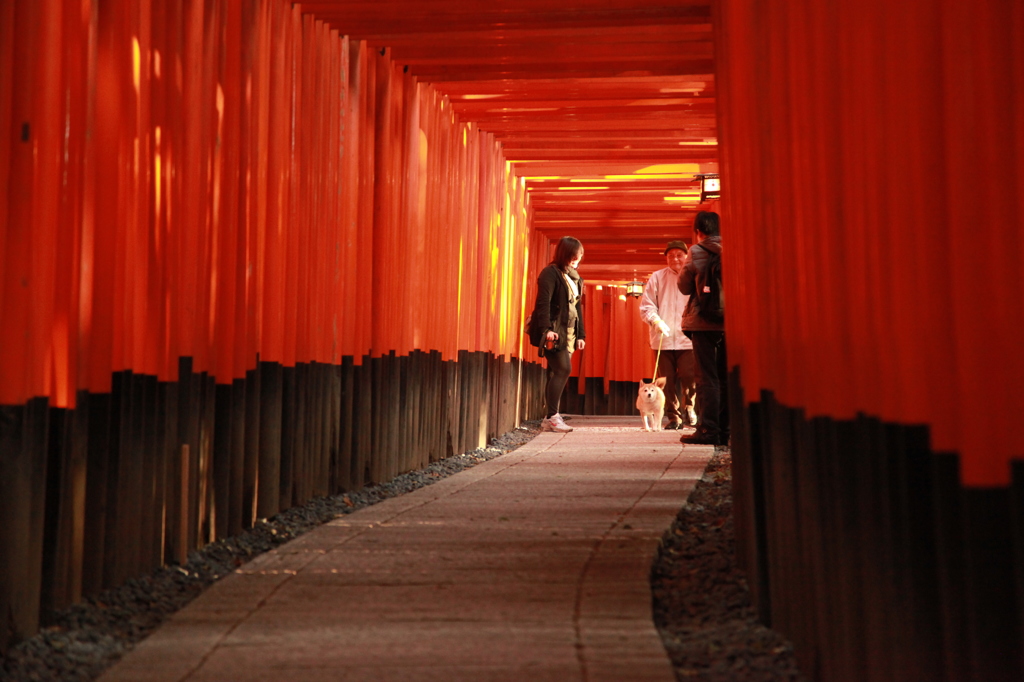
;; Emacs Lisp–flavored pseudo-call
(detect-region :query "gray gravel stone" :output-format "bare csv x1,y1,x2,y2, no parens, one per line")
651,449,807,681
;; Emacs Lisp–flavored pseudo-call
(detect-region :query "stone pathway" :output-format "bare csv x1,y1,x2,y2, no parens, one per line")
99,415,714,682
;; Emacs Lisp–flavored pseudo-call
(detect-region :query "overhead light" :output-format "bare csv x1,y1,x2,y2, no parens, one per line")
694,173,720,202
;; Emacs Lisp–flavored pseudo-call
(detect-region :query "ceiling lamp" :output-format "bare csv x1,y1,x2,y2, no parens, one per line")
695,173,721,203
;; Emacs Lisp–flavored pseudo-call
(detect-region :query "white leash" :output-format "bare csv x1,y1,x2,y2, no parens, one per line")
652,331,664,381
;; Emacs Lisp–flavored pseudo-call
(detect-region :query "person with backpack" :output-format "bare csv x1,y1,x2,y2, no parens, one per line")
529,236,587,432
677,210,728,446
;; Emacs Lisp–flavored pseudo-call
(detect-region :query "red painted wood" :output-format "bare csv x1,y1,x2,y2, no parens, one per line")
1,0,720,408
716,0,1023,489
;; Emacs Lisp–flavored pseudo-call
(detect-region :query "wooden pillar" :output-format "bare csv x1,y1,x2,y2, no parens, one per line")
256,361,283,519
0,400,50,651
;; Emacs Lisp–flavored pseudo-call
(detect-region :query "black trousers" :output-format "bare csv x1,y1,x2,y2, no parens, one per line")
544,347,573,418
655,348,695,423
690,331,729,438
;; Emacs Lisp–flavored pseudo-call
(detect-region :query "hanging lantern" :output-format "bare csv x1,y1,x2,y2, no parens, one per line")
625,279,644,298
695,173,720,202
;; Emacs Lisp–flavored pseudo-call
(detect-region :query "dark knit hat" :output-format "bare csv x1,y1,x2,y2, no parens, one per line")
664,240,688,255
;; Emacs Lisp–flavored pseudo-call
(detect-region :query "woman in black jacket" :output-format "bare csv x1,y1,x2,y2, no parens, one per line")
532,236,587,432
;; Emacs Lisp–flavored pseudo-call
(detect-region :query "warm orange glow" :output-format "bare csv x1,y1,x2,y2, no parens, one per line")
52,314,70,407
153,127,162,236
132,38,141,92
603,173,693,180
664,193,700,203
456,240,464,348
659,83,709,94
498,192,513,347
489,107,558,112
636,163,701,175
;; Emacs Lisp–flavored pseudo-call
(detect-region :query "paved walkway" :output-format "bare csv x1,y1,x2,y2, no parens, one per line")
100,415,715,682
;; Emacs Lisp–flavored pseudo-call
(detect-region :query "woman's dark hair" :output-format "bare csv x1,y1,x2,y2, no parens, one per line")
552,236,584,270
693,210,720,237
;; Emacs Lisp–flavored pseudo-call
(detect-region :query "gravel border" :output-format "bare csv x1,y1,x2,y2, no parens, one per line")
651,448,807,681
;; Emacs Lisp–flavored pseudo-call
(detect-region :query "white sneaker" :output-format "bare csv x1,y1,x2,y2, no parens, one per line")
542,413,573,433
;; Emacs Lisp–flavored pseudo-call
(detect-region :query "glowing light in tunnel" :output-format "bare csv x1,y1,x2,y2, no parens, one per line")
154,127,162,240
659,83,708,94
603,174,688,181
489,107,558,113
636,163,701,175
132,38,142,93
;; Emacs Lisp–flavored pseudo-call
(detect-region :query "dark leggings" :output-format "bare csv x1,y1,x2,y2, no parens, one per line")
544,348,573,418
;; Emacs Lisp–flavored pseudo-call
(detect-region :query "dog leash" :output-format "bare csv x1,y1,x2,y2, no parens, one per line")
652,330,664,381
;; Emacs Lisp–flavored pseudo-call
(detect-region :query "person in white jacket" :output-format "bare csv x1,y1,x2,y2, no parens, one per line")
638,240,697,429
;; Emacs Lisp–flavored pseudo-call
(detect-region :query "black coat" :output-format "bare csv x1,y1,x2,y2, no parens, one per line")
532,263,585,351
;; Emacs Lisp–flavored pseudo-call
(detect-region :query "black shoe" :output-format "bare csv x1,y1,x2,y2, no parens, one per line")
664,421,682,430
680,428,719,445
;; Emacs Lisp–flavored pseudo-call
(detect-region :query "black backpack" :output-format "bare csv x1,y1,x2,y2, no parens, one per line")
695,245,724,324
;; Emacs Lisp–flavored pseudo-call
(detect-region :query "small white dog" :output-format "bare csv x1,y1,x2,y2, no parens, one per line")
636,377,667,431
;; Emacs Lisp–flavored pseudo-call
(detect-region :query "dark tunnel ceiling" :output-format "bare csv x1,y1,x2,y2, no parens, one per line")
299,0,718,284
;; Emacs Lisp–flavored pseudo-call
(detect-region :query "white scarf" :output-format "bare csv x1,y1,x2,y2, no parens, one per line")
562,272,579,300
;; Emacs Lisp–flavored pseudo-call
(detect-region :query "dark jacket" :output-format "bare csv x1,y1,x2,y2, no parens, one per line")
532,263,585,351
677,236,724,332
